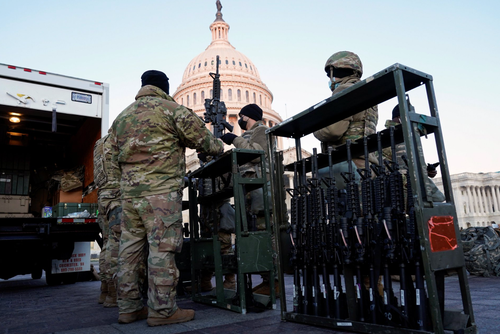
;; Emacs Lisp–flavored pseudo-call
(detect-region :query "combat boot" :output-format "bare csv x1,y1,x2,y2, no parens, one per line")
118,306,148,324
200,273,213,292
253,279,279,296
147,308,195,327
98,281,108,304
103,279,117,308
223,273,236,290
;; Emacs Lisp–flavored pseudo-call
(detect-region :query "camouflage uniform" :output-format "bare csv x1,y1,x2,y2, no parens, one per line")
382,119,445,202
313,75,379,168
232,120,270,229
109,85,222,317
231,120,278,289
94,134,123,305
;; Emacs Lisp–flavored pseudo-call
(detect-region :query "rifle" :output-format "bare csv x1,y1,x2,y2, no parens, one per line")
287,162,302,313
323,147,344,319
299,161,311,315
308,148,330,317
357,136,378,324
384,126,410,327
371,131,398,326
341,140,365,322
204,55,233,139
402,155,430,330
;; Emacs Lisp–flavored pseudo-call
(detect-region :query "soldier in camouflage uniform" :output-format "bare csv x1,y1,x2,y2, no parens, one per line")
94,134,122,307
220,104,278,295
383,104,445,202
109,70,223,327
313,51,379,188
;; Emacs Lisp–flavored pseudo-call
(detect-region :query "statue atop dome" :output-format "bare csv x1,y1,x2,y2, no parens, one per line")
215,0,224,21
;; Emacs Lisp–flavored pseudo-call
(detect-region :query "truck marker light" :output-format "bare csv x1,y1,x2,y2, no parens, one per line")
24,68,32,72
39,71,47,75
9,117,21,123
8,65,16,69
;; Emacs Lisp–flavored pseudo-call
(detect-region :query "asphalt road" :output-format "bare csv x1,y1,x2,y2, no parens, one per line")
0,270,497,334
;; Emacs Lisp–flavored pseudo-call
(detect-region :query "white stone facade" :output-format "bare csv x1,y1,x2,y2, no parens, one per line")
434,172,500,229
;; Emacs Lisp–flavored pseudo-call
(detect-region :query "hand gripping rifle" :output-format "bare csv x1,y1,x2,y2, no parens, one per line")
204,55,233,139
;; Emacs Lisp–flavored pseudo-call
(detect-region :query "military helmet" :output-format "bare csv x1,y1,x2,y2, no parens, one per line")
324,51,363,78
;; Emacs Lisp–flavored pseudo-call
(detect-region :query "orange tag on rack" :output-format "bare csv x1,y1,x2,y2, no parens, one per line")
428,216,458,252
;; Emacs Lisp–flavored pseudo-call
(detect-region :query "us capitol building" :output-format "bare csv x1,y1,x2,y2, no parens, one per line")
173,3,287,172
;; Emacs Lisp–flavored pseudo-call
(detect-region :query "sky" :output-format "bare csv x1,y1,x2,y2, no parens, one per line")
1,0,499,175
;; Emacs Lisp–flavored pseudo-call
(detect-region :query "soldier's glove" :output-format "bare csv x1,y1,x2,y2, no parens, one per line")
220,133,237,145
107,206,122,229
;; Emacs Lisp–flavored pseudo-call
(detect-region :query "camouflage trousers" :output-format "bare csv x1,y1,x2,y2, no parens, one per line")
97,205,111,282
117,191,183,317
105,225,121,280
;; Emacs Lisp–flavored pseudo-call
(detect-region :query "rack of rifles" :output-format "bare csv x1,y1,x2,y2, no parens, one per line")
287,126,430,330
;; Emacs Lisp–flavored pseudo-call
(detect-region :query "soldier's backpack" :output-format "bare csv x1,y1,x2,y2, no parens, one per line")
461,226,500,277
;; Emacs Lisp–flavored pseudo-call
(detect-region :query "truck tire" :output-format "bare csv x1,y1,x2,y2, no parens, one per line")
31,268,43,280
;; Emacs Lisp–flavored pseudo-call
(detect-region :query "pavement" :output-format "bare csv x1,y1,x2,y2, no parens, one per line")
0,271,497,334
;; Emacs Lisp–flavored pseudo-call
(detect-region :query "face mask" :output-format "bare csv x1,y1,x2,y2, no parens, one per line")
238,118,247,130
329,78,341,91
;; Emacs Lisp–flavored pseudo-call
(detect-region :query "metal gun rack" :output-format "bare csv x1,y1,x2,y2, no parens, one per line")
266,64,476,333
187,148,276,314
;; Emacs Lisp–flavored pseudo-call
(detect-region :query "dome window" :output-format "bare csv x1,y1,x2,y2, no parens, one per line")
211,60,214,65
237,89,241,101
225,60,229,65
253,92,256,103
232,60,236,65
239,62,242,66
204,61,207,66
228,89,232,101
218,59,221,65
245,63,248,68
193,92,197,105
250,66,253,71
193,65,195,71
201,91,205,100
245,91,249,102
198,63,201,68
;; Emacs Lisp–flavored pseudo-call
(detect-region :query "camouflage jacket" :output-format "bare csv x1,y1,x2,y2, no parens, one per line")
232,121,269,177
93,134,121,214
109,85,223,198
313,76,378,164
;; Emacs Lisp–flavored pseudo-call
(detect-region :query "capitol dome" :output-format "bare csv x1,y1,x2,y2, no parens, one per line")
173,3,282,139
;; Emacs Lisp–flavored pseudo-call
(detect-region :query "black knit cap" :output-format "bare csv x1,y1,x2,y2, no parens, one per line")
239,104,262,121
392,105,400,119
141,70,169,95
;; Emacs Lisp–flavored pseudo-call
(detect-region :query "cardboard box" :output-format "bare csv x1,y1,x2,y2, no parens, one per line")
53,187,82,205
0,195,31,213
0,213,33,218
